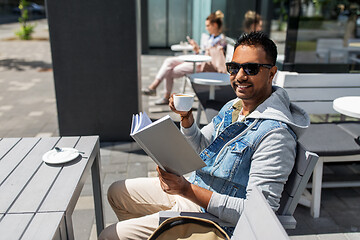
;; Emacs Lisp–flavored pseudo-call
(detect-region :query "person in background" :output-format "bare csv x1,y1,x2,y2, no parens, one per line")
243,10,263,33
142,10,227,105
99,32,310,239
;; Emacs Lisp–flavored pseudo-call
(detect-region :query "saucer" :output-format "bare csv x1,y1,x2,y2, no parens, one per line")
42,148,80,164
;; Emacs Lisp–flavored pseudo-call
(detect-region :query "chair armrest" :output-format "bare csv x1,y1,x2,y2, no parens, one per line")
277,215,297,230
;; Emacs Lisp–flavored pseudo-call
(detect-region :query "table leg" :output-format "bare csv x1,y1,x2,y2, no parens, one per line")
65,211,75,240
193,62,196,73
196,101,202,126
209,85,215,100
91,151,105,236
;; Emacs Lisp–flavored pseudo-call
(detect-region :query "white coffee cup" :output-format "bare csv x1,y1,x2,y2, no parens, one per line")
173,93,194,111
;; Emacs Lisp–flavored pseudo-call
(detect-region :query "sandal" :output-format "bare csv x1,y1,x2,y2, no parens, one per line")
142,87,156,96
155,98,169,105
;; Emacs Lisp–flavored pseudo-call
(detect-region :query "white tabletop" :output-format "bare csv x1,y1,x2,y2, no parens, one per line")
333,96,360,118
189,72,230,101
178,54,212,63
190,72,230,86
171,44,193,52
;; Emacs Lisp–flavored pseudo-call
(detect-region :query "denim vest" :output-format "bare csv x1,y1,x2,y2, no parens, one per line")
189,100,296,200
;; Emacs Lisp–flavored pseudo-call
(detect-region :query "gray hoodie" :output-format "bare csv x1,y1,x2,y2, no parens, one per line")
181,86,310,225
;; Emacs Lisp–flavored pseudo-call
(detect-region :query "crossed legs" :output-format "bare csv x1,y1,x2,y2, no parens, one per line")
144,57,196,102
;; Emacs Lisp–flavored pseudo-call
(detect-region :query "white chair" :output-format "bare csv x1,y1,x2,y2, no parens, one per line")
225,36,236,45
272,70,298,87
225,43,234,62
281,73,360,217
232,186,290,240
200,33,210,52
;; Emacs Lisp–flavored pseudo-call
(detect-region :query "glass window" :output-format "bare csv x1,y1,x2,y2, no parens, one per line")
148,0,167,47
282,0,360,72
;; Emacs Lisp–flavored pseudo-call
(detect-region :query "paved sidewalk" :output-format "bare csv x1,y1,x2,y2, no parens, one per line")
1,19,360,240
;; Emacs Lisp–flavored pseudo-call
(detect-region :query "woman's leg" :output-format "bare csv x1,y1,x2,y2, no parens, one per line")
143,57,183,95
160,61,194,100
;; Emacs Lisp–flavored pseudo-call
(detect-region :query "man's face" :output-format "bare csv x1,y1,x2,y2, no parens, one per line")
230,44,277,104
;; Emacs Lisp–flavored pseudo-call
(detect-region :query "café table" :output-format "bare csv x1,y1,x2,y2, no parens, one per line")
333,96,360,119
178,54,212,73
0,136,104,240
189,72,230,100
188,72,230,125
170,43,193,54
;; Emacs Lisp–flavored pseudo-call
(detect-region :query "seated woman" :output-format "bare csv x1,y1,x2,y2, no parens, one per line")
243,10,263,33
142,10,227,105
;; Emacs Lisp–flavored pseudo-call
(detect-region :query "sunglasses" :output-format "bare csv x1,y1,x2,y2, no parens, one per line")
226,62,273,76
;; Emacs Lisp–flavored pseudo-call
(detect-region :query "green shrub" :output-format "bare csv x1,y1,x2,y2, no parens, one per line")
15,0,36,40
15,24,35,40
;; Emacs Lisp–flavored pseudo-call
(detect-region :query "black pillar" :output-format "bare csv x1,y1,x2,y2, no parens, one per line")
46,0,142,141
141,0,149,54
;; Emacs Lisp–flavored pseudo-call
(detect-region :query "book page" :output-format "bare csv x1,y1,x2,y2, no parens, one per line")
130,114,136,134
131,112,153,134
139,112,152,130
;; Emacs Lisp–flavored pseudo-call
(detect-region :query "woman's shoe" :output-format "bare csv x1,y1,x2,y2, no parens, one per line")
142,87,156,96
154,98,169,105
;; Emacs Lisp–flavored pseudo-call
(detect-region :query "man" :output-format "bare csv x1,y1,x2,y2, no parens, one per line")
99,32,309,240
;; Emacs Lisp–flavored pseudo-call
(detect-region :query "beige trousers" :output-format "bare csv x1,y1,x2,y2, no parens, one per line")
99,177,201,240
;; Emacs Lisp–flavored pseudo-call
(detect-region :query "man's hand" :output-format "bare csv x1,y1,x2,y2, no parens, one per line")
157,166,190,196
156,166,213,209
169,94,194,128
169,93,189,115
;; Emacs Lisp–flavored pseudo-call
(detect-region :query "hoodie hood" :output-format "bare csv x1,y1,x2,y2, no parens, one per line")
246,86,310,138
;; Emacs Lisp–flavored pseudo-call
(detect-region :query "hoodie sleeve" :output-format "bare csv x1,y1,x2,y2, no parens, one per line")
206,127,296,224
181,121,214,153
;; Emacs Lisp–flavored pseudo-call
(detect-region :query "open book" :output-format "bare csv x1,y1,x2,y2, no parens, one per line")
130,112,206,176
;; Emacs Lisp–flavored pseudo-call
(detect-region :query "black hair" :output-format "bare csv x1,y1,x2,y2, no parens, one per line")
234,31,277,66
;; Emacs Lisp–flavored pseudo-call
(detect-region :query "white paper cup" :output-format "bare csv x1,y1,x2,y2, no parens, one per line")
173,93,194,111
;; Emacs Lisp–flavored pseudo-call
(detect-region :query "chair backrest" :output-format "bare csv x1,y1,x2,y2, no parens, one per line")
200,33,209,50
281,73,360,114
225,43,234,62
232,186,290,240
225,36,236,45
272,70,298,87
277,142,319,216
